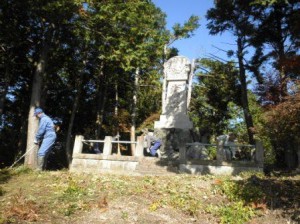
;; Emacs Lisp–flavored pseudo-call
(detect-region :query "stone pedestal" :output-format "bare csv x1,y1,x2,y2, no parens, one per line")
154,128,192,161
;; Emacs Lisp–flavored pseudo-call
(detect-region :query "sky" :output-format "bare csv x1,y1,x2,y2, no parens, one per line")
152,0,235,61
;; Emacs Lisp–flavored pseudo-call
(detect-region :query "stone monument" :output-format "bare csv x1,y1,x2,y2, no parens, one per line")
154,56,194,158
155,56,193,129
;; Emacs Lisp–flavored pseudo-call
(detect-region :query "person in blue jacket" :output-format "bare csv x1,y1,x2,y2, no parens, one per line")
33,107,57,170
143,129,162,157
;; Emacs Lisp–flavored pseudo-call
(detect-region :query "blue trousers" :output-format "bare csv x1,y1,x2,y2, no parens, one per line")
37,132,56,157
150,141,161,156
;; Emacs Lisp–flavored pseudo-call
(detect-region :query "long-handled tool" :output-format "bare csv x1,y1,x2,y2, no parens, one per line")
10,144,37,168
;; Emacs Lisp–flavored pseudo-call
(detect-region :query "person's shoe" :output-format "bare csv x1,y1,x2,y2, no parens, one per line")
156,149,161,158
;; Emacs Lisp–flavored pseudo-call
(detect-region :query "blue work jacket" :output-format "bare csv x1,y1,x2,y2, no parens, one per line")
35,114,56,141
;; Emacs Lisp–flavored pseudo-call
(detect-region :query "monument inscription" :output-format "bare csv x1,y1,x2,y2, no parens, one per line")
164,56,191,81
155,56,193,129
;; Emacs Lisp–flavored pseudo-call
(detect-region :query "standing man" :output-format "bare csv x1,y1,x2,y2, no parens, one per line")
34,107,56,170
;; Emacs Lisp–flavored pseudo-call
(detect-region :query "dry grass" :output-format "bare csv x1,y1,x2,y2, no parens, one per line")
0,167,299,224
5,188,39,222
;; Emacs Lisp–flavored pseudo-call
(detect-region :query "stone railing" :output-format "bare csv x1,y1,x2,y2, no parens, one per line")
72,135,146,157
73,135,264,167
181,141,264,167
71,135,264,175
177,141,264,175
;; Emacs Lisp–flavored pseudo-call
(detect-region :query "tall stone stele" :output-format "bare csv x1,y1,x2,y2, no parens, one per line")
154,56,193,155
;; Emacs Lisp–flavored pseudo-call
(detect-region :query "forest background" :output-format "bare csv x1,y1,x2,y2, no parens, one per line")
0,0,299,170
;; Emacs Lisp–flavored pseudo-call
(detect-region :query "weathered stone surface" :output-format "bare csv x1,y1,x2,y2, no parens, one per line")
179,164,263,175
155,56,193,130
186,144,210,160
154,128,192,158
70,155,263,176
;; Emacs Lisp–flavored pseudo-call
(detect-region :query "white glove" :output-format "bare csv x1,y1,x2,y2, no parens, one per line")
34,139,39,144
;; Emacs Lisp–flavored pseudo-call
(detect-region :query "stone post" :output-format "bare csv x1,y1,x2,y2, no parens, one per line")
72,135,84,157
179,146,187,163
255,141,264,167
103,136,113,156
216,143,224,164
135,136,144,157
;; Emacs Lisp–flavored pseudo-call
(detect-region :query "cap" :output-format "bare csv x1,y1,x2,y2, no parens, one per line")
34,107,43,116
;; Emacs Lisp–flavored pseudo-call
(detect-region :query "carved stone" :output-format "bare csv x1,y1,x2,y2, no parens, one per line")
155,56,193,130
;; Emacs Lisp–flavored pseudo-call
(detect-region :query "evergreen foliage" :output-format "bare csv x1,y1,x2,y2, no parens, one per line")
0,0,299,169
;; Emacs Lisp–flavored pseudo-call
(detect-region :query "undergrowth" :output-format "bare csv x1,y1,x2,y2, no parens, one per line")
1,168,298,224
2,188,39,223
209,172,267,223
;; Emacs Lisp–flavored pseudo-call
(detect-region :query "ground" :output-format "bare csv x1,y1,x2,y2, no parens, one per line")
0,168,299,224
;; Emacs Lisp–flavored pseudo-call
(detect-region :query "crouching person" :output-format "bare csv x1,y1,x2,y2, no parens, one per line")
34,107,57,171
143,129,162,157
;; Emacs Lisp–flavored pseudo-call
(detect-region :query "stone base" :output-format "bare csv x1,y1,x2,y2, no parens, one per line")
154,114,193,129
69,153,263,176
70,154,179,176
154,128,193,159
179,163,263,175
70,154,139,175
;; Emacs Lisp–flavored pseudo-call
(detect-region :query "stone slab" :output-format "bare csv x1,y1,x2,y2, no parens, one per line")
154,114,193,129
179,164,263,175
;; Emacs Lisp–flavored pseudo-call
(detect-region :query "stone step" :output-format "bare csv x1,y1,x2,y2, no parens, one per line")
137,170,178,176
70,156,180,175
137,166,179,174
138,157,179,165
136,165,178,172
136,159,179,175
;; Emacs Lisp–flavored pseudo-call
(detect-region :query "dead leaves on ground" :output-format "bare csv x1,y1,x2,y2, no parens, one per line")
96,195,108,213
4,188,39,222
250,201,267,212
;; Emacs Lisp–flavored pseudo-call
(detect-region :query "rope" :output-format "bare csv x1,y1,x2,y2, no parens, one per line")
10,144,36,168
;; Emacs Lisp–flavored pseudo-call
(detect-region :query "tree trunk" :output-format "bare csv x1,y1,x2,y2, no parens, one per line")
65,44,89,164
237,36,255,144
274,5,288,99
0,67,10,117
65,79,82,166
95,71,108,139
162,45,168,114
297,144,300,170
187,59,195,109
115,83,120,155
25,45,49,168
130,68,139,155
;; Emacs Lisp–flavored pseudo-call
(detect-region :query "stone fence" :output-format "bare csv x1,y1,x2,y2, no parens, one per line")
179,141,264,175
70,135,264,175
72,135,145,157
181,141,264,164
70,135,148,175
